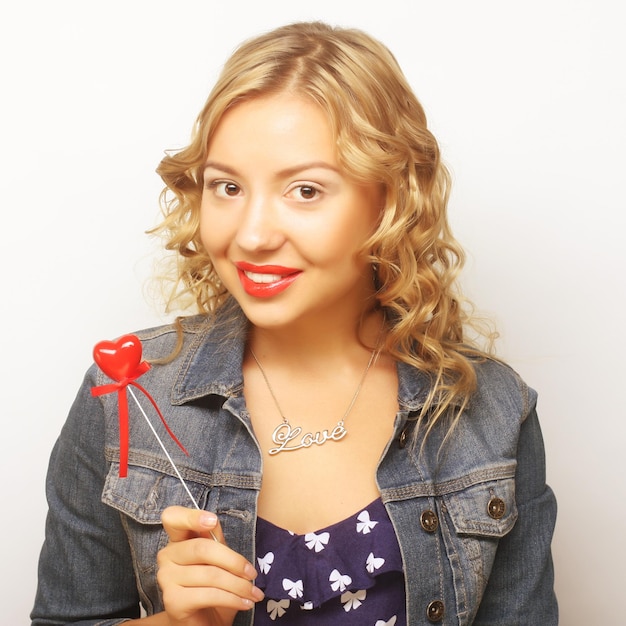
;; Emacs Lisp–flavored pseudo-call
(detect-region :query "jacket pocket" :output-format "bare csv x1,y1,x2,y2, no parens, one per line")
102,461,210,525
439,477,518,619
443,477,518,538
101,461,211,612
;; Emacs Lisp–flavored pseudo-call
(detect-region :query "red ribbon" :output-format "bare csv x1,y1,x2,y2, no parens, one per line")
90,335,188,477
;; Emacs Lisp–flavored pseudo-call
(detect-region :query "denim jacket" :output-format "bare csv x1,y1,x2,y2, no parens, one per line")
32,312,557,625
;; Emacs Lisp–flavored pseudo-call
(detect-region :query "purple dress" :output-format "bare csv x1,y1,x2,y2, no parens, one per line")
253,498,406,625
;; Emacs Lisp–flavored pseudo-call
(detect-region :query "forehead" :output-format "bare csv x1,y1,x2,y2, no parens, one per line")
207,94,337,164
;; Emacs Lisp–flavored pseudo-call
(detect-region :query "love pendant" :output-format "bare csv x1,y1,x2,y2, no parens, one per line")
268,421,348,455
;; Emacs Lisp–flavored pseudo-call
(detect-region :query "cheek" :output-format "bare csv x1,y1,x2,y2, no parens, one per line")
323,209,377,263
199,207,227,256
302,225,371,271
198,224,213,258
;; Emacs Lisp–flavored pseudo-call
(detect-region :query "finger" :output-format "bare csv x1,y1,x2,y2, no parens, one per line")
159,562,262,602
161,584,258,621
157,547,264,620
159,535,258,582
162,505,224,543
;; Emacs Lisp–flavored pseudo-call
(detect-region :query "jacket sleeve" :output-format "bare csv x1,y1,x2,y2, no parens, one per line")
474,403,558,624
31,369,140,625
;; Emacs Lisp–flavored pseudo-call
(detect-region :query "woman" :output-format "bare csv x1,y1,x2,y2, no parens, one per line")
32,21,557,626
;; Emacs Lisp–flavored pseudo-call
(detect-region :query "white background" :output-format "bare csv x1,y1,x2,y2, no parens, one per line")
2,1,624,624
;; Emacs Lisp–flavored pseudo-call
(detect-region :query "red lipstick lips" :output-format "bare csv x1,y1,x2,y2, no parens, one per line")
235,261,302,298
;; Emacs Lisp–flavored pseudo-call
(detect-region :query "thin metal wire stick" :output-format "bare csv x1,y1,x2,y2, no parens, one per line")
127,387,218,541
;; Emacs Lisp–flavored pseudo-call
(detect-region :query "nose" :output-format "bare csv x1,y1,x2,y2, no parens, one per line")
235,194,285,252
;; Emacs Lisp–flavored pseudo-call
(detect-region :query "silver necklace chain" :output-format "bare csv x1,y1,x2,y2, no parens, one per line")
249,346,378,455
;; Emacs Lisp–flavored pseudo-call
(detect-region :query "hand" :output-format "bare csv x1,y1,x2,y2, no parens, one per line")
157,506,264,626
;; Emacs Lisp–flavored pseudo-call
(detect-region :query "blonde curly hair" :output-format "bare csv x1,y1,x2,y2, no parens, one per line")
153,21,496,432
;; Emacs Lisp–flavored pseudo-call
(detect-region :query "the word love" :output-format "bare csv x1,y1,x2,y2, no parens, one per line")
268,421,347,455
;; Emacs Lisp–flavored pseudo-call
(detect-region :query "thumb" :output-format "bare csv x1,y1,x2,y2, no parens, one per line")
161,505,225,544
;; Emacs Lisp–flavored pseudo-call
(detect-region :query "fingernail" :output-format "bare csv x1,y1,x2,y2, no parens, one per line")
199,512,217,527
251,586,265,601
244,563,258,579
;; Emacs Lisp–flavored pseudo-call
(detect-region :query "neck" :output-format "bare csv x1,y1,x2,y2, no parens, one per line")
247,309,385,366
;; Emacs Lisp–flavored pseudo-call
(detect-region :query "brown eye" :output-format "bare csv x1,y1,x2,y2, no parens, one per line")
208,180,241,198
298,185,317,200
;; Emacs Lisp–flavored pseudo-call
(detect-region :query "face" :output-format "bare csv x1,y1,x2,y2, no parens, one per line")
200,93,382,333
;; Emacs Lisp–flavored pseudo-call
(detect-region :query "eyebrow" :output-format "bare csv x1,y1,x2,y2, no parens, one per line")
203,160,340,178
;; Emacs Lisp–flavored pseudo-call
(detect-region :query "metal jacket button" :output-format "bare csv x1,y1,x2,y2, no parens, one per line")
488,496,506,519
420,509,439,533
427,599,445,622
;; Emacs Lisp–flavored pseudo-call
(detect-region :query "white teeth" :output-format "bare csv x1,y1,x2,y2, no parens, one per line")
244,271,283,283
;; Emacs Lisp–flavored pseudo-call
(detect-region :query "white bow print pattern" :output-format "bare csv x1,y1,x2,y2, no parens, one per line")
356,510,379,534
341,589,367,611
366,552,385,573
282,578,304,599
304,531,330,552
257,551,274,574
329,568,352,592
267,598,289,620
256,501,404,622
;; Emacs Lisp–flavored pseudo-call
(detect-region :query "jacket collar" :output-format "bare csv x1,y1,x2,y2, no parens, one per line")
171,306,247,405
170,305,431,409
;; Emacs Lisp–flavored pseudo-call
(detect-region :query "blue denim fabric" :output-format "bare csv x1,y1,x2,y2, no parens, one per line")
32,311,557,625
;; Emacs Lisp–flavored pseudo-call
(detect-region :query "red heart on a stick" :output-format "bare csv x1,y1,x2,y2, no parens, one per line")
93,335,145,382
